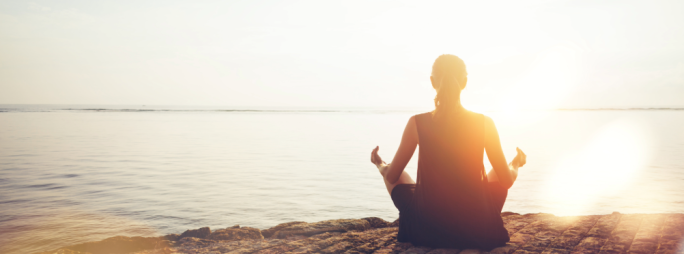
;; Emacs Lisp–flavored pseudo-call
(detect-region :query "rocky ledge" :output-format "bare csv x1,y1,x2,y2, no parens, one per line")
39,212,684,254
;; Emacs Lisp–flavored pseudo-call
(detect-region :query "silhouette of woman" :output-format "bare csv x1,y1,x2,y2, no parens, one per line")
370,54,526,250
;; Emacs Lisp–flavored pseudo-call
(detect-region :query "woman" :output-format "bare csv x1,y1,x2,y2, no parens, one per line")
370,54,526,250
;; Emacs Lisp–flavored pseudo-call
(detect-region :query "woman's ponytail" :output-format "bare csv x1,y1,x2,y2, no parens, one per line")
431,54,467,121
433,75,461,120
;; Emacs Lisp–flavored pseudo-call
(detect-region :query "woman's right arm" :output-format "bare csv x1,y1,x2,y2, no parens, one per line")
484,116,525,189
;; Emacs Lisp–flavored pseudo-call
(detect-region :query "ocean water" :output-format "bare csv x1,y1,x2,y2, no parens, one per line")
1,105,683,253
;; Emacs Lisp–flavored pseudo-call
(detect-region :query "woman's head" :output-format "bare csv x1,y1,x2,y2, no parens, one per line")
431,54,468,119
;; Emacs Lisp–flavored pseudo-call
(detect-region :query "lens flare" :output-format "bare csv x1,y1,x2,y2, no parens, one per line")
542,118,653,215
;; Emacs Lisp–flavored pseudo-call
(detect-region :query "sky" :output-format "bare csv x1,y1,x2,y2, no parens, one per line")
0,0,683,110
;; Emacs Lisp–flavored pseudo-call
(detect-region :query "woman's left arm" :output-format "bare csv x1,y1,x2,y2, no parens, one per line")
371,116,419,184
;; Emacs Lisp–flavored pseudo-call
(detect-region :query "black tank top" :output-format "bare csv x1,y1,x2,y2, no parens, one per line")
408,111,509,249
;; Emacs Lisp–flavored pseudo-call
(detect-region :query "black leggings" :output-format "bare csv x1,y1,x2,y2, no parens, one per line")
391,182,508,215
391,182,509,248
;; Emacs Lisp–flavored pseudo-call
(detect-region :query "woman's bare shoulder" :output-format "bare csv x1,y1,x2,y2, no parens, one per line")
474,112,496,130
408,115,416,123
411,112,433,122
415,112,433,117
464,110,492,122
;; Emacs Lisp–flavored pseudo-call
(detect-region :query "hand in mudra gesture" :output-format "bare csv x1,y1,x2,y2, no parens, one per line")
511,147,526,168
370,146,386,167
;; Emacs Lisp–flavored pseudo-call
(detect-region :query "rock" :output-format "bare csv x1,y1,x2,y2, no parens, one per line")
458,249,482,254
264,219,371,239
489,244,517,254
231,224,240,228
391,218,400,227
363,217,392,228
654,214,684,254
178,227,210,239
629,214,665,253
501,212,520,217
178,237,216,247
401,246,433,253
162,234,179,242
425,248,461,254
261,221,307,238
207,226,263,240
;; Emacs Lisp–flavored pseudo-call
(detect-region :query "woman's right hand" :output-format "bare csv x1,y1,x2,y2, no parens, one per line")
371,146,385,167
511,147,526,168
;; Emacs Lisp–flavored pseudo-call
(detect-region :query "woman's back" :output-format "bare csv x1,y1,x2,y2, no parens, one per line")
408,111,509,249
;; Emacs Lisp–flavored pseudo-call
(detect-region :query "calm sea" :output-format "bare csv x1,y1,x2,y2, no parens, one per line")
1,105,683,253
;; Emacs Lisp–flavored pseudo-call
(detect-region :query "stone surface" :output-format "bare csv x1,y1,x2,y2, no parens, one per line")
39,213,684,254
364,217,393,228
178,226,211,239
208,226,264,241
262,218,371,239
162,234,179,242
261,221,307,238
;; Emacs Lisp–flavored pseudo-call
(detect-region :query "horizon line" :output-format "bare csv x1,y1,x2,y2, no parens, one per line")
1,104,684,113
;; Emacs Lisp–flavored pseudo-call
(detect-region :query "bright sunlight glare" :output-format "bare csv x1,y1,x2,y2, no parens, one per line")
541,118,653,216
468,46,581,125
503,46,579,112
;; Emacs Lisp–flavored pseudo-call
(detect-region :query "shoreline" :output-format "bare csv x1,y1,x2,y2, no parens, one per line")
39,212,684,254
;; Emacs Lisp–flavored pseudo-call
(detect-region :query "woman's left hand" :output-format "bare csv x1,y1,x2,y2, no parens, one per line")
512,147,526,168
371,146,385,167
